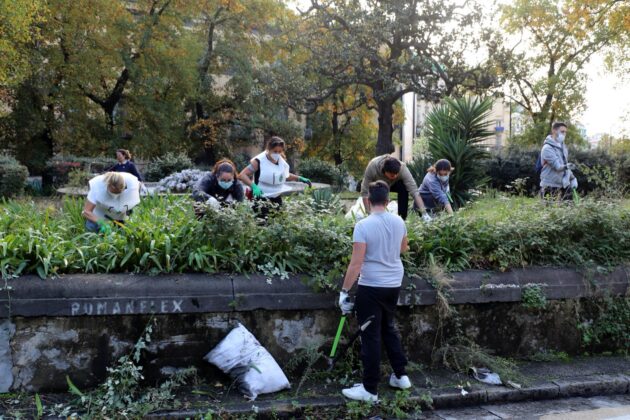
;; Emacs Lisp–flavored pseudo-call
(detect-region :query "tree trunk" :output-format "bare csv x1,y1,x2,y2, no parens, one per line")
376,100,395,155
331,110,343,165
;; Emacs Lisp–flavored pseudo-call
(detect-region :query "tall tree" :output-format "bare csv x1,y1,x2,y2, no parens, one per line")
275,0,497,155
0,0,45,90
500,0,630,134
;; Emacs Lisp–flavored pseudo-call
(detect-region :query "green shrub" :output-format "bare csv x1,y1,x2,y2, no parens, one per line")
144,152,193,181
0,155,28,198
425,97,493,207
298,158,346,190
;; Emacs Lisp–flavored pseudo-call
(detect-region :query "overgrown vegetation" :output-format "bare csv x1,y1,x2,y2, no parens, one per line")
521,284,548,310
0,195,629,283
577,296,630,353
49,320,196,418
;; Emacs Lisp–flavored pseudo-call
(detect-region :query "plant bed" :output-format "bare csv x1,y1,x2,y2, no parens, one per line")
0,195,629,282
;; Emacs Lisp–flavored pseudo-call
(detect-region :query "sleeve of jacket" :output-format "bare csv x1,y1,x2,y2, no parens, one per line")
360,159,378,197
191,174,213,202
232,181,245,202
428,177,449,206
128,163,143,182
541,145,565,171
400,165,420,197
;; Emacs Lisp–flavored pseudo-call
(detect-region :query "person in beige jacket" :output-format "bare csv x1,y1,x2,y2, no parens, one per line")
360,155,430,221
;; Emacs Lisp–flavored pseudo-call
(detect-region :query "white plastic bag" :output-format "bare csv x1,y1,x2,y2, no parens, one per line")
204,323,290,400
344,197,399,221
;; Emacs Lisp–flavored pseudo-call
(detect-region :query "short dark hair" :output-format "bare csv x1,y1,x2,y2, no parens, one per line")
552,122,567,130
368,180,389,205
382,157,401,175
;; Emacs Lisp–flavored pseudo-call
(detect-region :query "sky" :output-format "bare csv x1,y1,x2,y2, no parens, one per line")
581,54,629,137
286,0,630,138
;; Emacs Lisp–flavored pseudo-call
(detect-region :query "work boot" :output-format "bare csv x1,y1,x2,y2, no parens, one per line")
389,373,412,389
342,384,378,402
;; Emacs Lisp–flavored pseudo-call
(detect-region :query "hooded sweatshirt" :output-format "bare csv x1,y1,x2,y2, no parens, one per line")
418,172,450,208
540,135,577,189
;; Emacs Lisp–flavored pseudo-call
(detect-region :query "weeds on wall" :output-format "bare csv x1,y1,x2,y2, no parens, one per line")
49,319,196,419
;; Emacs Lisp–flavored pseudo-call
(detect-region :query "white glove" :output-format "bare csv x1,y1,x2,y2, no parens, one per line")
338,291,354,315
422,213,432,223
566,163,577,171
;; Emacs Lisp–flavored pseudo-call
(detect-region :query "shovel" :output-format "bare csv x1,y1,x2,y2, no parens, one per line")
327,315,375,371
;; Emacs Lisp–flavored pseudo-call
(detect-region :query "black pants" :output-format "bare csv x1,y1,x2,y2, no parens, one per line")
389,180,409,220
356,285,408,395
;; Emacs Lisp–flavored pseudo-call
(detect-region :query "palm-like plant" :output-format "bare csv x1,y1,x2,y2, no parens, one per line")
425,97,494,207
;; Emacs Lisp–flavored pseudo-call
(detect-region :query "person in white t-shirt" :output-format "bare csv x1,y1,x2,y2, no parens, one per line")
238,136,311,218
82,172,141,233
338,180,411,402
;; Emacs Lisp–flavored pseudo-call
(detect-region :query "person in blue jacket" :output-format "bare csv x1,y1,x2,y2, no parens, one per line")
108,149,143,181
417,159,454,215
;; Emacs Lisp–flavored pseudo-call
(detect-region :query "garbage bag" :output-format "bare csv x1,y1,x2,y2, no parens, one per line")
204,323,290,400
344,197,398,221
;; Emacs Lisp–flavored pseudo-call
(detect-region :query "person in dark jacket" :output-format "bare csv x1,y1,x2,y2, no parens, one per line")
417,159,454,215
192,159,244,207
108,149,143,182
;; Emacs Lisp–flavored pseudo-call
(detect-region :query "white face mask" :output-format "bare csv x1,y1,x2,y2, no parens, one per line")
557,132,566,142
108,192,121,199
270,152,281,162
438,175,449,183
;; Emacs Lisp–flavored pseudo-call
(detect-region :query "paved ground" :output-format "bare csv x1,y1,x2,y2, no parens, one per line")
1,355,628,418
424,394,630,420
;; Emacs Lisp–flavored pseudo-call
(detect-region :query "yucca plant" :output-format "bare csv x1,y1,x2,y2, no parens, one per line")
425,97,494,207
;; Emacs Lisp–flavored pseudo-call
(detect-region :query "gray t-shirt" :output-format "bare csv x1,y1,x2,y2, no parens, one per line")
353,211,407,288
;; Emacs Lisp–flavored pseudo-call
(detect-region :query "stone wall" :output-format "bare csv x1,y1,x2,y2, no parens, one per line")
0,267,628,392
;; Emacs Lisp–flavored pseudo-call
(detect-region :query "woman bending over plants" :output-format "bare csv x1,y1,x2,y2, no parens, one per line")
82,172,141,233
192,159,244,208
416,159,454,215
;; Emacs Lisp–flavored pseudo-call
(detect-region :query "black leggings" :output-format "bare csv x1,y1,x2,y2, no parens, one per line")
355,285,408,394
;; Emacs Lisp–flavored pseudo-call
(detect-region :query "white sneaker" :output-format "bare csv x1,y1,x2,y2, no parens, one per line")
389,373,412,389
342,383,378,402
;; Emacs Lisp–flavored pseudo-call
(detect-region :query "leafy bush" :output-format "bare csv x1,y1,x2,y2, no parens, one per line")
425,97,493,207
298,158,346,190
0,155,28,198
0,195,629,282
144,152,193,182
65,168,93,189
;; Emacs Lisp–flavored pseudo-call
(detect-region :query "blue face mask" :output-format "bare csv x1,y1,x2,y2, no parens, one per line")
438,175,449,183
218,180,233,190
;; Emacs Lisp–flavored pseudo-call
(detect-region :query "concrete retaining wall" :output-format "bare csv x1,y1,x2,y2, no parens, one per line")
0,267,628,392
